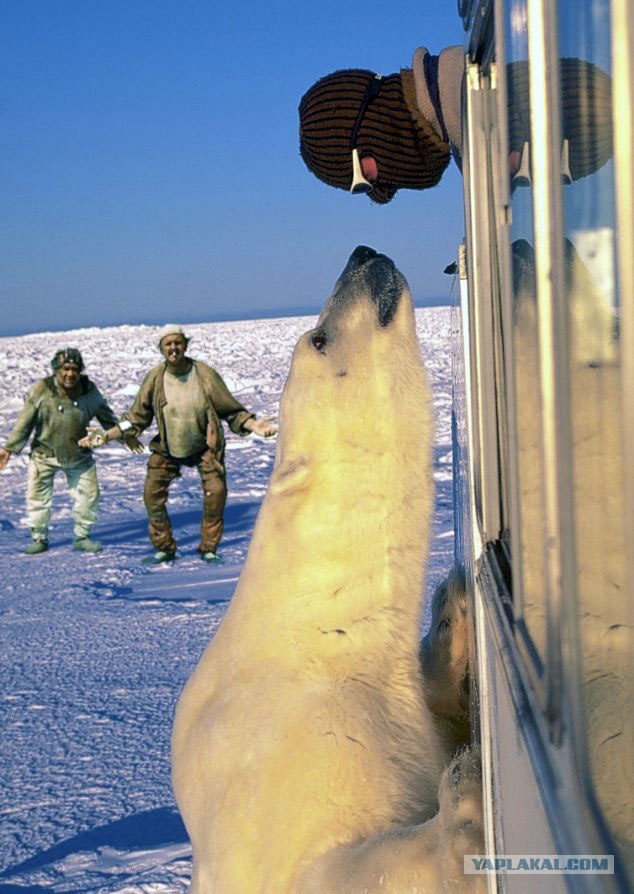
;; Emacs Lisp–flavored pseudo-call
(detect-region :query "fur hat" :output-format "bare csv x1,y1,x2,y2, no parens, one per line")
298,69,450,204
157,324,189,348
51,347,84,371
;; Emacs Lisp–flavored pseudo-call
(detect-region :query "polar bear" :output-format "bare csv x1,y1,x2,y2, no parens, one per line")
172,246,484,893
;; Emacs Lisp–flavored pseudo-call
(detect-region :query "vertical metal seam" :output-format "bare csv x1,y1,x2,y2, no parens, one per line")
462,61,484,537
493,0,526,625
612,0,634,641
466,60,503,543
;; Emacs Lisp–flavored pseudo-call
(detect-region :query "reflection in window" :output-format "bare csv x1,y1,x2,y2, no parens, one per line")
559,0,633,875
505,0,548,667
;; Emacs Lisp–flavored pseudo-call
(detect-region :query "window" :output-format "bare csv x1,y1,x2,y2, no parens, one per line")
558,0,633,868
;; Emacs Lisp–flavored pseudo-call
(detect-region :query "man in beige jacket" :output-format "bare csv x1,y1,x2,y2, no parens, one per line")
83,325,276,565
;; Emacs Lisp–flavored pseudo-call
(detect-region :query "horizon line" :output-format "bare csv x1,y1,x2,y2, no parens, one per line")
2,296,453,339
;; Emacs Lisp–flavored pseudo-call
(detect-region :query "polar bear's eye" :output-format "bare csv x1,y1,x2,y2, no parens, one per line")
311,331,327,353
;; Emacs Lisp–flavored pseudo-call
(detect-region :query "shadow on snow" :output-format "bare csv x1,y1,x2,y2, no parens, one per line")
0,807,188,881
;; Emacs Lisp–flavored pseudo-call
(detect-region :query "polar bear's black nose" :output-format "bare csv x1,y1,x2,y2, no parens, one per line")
365,255,401,327
333,247,403,327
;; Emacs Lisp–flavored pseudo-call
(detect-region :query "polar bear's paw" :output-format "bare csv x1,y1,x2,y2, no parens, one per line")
437,747,485,877
295,749,485,894
420,564,471,754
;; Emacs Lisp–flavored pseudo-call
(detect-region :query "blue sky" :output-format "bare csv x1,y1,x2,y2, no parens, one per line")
2,1,466,335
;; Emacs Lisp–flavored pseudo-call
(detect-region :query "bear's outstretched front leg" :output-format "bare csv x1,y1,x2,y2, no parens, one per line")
421,564,472,755
295,748,485,894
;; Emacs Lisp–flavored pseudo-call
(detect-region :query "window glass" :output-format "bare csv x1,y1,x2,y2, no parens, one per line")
505,0,548,666
558,0,634,869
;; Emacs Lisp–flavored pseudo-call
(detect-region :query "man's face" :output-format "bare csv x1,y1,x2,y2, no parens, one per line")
55,361,81,392
160,334,187,365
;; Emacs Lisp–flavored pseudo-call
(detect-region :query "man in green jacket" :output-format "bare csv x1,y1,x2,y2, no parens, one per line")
0,347,140,555
82,325,277,565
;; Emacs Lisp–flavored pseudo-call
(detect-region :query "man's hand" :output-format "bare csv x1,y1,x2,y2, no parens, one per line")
0,448,11,471
78,427,109,449
244,416,278,438
125,435,145,455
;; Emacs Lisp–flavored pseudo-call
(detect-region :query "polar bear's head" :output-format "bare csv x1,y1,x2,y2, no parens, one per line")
272,246,431,500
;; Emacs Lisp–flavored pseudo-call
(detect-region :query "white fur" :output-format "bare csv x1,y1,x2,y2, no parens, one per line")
172,251,484,893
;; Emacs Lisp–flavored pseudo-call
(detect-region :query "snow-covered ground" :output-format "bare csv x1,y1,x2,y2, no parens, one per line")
0,307,454,893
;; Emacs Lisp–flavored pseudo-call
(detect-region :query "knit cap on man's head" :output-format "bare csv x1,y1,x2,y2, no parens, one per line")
298,68,450,204
157,324,189,348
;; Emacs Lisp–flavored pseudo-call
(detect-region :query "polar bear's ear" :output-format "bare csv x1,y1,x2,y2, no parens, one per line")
269,456,311,496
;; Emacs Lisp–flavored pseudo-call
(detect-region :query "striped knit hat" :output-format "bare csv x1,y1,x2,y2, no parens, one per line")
298,69,451,204
507,58,612,181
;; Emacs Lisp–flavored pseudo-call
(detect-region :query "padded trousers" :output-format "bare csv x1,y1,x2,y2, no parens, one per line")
143,449,227,554
27,452,99,541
